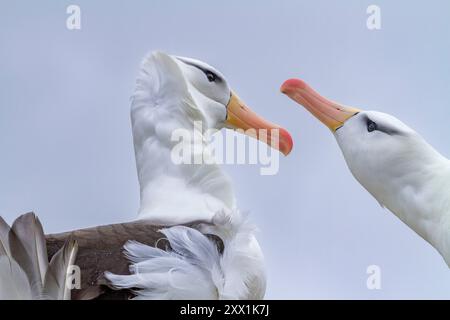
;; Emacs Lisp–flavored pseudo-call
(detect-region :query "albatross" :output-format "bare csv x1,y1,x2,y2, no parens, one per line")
281,78,450,266
127,52,292,225
95,52,293,299
1,52,292,300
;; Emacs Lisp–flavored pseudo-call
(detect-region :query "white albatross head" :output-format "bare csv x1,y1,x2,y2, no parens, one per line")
162,52,293,155
280,78,446,208
131,52,294,225
281,78,450,264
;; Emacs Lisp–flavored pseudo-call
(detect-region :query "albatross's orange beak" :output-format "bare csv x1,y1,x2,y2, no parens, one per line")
225,92,293,156
280,79,360,132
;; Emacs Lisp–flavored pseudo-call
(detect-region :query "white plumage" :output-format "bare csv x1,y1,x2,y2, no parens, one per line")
282,78,450,266
105,51,292,299
335,111,450,265
106,210,265,299
131,52,235,225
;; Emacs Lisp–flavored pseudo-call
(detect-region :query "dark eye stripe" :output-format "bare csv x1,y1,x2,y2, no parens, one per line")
178,59,221,82
365,116,402,136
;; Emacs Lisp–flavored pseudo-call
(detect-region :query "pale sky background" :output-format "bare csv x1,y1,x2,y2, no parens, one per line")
1,0,449,299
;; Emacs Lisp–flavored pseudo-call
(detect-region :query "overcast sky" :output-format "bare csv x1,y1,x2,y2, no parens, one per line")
1,0,449,299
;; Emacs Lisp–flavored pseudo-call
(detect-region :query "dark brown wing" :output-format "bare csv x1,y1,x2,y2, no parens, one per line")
45,220,167,300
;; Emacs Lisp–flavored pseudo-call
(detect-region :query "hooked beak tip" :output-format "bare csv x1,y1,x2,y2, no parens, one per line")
281,129,294,156
280,78,307,94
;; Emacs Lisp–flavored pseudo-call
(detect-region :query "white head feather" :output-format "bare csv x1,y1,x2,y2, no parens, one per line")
335,111,450,264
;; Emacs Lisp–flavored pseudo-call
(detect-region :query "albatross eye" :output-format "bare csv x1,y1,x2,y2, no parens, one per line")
367,120,378,133
204,70,218,82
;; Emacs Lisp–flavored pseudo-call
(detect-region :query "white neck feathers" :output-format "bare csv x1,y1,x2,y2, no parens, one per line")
130,52,235,225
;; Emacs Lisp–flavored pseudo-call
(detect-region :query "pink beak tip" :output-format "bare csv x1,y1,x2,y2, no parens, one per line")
280,78,307,94
279,127,294,156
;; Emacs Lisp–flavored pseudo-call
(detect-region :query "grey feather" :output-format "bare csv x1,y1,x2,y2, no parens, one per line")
0,212,79,300
44,239,78,300
0,217,10,256
13,213,48,283
0,256,32,300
